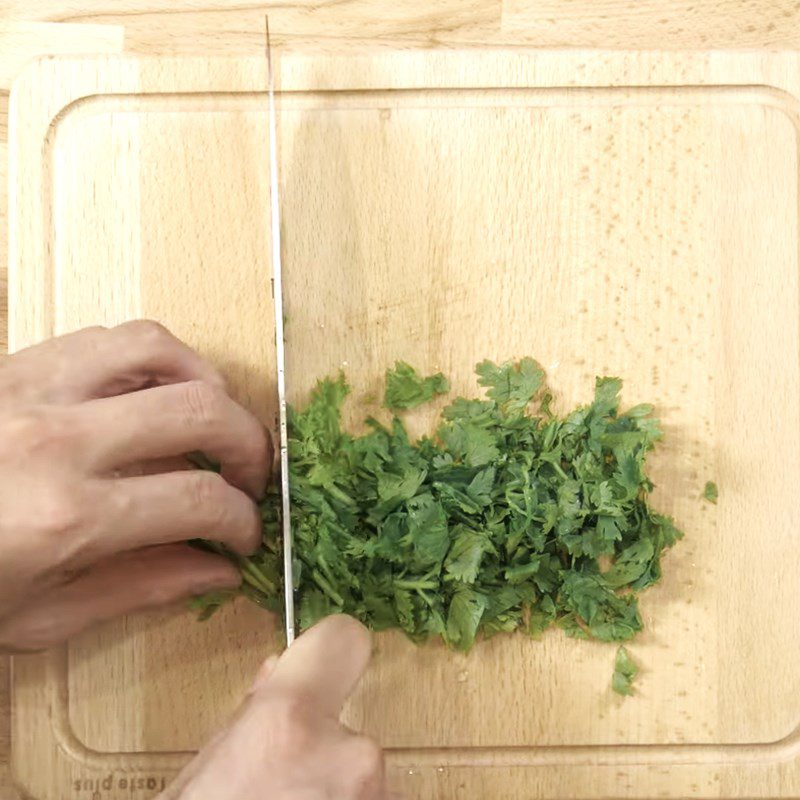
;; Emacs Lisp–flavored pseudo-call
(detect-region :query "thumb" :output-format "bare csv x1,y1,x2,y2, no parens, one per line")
248,654,280,694
159,651,283,798
261,614,372,716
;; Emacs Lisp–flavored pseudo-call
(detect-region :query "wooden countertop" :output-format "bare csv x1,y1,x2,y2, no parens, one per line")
3,2,800,797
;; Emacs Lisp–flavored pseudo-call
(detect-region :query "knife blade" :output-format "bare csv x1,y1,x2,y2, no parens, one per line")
266,17,295,646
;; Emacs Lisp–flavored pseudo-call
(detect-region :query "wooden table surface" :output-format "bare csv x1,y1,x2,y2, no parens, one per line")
2,2,800,798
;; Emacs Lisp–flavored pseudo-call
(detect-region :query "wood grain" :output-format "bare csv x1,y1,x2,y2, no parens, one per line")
2,4,800,800
0,23,123,800
5,0,800,52
8,50,800,799
0,657,10,800
0,20,123,356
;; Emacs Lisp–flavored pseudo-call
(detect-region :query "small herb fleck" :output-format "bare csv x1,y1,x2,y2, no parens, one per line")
612,645,638,696
703,481,718,504
188,590,237,621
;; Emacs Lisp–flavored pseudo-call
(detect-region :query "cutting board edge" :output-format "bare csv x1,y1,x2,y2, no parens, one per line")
13,645,800,798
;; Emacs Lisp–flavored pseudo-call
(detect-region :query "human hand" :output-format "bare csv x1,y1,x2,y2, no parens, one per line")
0,321,271,651
160,615,387,800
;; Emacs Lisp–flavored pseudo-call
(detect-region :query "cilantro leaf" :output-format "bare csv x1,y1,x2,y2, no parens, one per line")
603,538,655,588
703,480,718,504
405,495,449,568
591,377,623,418
559,572,642,641
299,588,338,630
445,587,488,651
438,419,499,467
466,467,496,506
385,361,449,410
476,357,545,413
527,595,557,638
445,526,491,584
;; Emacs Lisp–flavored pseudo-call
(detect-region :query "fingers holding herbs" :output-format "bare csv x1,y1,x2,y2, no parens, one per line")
0,322,271,651
100,471,262,557
2,320,228,407
0,544,240,652
78,379,271,498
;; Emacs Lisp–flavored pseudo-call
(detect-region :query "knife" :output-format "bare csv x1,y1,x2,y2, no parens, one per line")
266,17,295,646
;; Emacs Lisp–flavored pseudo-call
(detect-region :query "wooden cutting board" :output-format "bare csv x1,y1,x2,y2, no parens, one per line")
7,49,800,799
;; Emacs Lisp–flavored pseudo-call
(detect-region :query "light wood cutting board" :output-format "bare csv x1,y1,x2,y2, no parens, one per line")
7,49,800,799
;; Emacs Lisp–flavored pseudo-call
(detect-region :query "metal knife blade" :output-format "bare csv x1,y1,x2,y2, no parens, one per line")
266,17,295,646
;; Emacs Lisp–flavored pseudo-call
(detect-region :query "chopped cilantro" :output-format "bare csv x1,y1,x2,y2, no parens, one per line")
384,361,449,410
475,357,544,414
611,645,638,696
703,480,718,504
199,359,683,653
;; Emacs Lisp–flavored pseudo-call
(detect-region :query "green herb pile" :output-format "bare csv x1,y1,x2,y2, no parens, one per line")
196,358,683,652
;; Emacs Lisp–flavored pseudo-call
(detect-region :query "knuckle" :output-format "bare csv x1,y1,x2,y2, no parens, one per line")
118,318,173,344
107,484,135,518
271,690,315,723
2,407,75,457
80,324,108,337
38,491,85,540
188,470,228,510
188,470,257,552
236,502,261,553
179,380,226,428
0,409,43,452
52,325,107,352
30,491,94,569
263,693,315,756
244,422,271,469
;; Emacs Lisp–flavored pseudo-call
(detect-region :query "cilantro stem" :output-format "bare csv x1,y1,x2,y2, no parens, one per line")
311,569,345,606
195,541,276,595
394,578,438,590
239,561,276,595
325,484,354,506
506,498,526,516
317,554,339,588
241,584,273,610
416,589,436,607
